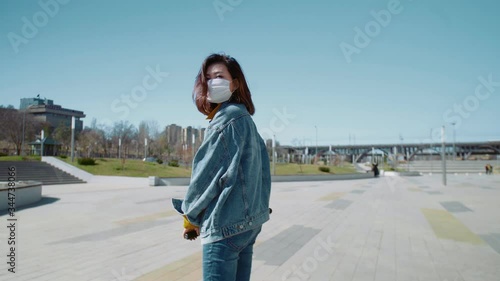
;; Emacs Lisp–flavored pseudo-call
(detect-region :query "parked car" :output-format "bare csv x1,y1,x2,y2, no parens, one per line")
143,157,157,162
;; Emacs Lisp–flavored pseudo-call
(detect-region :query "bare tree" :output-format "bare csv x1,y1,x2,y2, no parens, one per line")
73,118,115,158
111,120,137,158
137,120,160,158
94,122,112,157
0,107,40,155
146,120,160,140
77,128,103,158
153,130,169,161
0,108,23,154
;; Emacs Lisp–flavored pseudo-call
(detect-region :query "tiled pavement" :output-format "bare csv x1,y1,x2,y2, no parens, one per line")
1,174,500,281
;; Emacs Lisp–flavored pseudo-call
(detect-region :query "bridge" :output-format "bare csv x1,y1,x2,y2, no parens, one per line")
281,141,500,163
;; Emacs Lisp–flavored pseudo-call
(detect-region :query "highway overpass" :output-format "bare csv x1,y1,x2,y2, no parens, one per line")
281,141,500,163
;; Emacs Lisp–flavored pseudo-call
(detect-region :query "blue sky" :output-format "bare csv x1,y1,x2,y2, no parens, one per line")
1,0,499,146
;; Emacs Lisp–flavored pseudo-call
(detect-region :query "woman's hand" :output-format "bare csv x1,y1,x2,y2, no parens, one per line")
183,227,200,240
182,216,200,240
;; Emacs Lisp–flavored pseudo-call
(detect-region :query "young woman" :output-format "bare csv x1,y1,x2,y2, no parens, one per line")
172,53,271,281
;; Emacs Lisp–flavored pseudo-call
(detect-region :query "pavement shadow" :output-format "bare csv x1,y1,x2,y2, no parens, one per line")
0,196,60,216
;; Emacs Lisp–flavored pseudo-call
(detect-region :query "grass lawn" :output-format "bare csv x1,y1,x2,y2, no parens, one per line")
1,155,359,177
0,156,41,161
59,158,192,178
273,163,356,175
67,159,357,177
374,163,406,172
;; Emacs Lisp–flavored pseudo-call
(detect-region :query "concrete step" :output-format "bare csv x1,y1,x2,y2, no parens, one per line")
0,161,86,185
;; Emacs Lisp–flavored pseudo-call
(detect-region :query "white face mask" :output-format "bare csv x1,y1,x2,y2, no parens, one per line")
207,78,233,103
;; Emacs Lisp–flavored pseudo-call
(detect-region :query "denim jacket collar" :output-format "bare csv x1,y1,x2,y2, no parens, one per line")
208,102,249,130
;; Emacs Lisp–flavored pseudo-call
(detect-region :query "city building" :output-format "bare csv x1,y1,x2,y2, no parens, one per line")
182,126,193,148
194,127,205,149
20,97,85,133
165,124,206,155
165,124,182,148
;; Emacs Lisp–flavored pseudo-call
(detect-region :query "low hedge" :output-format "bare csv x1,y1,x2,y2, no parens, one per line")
78,157,96,165
318,166,330,173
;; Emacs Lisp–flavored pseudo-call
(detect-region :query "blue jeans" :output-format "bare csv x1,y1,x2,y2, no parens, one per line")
202,226,262,281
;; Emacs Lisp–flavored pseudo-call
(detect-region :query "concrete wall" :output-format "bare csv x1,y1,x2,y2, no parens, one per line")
0,181,42,211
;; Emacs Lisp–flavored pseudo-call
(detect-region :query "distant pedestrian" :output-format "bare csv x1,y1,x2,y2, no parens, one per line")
372,163,380,177
485,164,490,174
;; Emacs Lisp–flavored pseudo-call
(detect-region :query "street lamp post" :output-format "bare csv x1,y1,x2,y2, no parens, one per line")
21,109,26,156
315,126,318,164
451,122,456,161
430,128,433,173
441,126,447,186
40,129,44,157
192,133,195,165
71,116,75,162
407,150,410,172
400,134,404,167
372,147,375,163
272,134,276,176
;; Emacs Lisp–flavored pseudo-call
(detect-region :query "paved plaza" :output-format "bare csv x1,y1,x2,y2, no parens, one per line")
1,174,500,281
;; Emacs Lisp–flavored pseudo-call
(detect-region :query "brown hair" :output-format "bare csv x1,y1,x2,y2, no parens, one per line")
193,53,255,115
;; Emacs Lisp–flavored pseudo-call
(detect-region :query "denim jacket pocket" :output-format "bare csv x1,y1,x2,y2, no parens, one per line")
223,226,262,251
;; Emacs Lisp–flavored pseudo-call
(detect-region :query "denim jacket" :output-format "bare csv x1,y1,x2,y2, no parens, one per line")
172,102,271,244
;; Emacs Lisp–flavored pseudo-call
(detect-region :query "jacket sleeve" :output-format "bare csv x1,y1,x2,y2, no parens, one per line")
180,126,237,227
